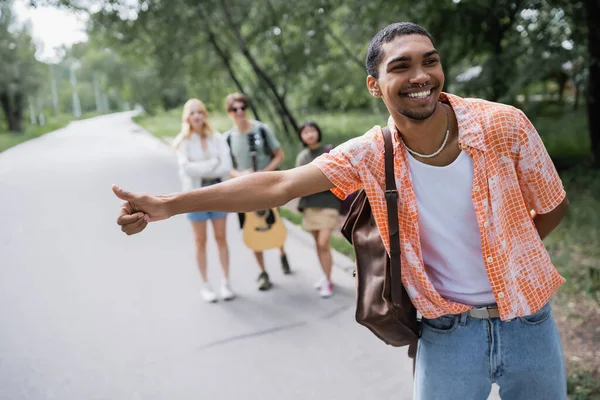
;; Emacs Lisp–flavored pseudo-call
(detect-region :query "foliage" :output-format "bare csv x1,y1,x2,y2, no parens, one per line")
0,1,44,132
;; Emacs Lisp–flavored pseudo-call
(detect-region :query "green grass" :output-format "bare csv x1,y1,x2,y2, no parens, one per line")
278,207,303,225
331,235,357,260
568,363,600,400
0,111,104,153
530,110,591,165
545,166,600,301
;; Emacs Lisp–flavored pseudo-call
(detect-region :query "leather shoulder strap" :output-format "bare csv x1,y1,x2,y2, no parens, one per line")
382,126,403,307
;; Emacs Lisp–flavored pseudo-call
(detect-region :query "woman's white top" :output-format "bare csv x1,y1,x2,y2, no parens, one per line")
175,132,232,191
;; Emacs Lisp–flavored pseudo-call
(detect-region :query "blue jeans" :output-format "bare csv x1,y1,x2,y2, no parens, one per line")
414,302,566,400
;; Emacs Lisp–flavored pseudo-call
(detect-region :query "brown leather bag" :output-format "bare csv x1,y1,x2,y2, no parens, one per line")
341,126,420,358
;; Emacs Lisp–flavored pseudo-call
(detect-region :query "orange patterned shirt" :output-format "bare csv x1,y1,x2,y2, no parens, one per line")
312,93,566,320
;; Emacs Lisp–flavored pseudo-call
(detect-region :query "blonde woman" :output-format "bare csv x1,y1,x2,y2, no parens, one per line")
173,99,234,303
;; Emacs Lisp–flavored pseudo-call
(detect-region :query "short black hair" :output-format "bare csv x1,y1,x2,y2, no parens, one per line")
297,121,323,147
365,22,434,79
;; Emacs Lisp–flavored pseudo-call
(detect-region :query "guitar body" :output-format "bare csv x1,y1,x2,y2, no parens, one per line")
239,131,287,252
242,208,287,251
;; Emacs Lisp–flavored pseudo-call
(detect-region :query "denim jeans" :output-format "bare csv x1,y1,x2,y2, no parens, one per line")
414,302,566,400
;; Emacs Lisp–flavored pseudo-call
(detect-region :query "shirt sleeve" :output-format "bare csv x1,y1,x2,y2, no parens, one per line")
311,136,366,200
209,133,233,178
261,123,281,151
515,109,566,214
175,139,218,178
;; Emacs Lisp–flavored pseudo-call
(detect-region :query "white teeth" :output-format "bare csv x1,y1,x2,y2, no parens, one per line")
407,90,431,98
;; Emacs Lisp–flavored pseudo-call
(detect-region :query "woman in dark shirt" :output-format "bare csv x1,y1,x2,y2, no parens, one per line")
295,122,342,298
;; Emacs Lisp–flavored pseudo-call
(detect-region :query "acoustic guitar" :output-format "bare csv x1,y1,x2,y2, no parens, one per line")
240,131,287,251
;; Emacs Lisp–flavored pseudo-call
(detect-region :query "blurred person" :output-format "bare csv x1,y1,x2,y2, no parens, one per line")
173,98,234,302
114,22,569,399
295,121,342,298
223,92,291,291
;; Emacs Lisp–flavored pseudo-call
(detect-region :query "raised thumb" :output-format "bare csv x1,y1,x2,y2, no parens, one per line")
112,184,136,201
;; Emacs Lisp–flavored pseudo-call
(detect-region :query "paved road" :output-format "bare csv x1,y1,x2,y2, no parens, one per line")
0,112,419,400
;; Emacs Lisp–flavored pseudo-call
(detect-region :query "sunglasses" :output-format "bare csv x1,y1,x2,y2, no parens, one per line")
230,105,247,113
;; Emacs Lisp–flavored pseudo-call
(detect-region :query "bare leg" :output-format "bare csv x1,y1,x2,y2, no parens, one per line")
312,229,333,282
211,217,230,280
191,221,208,282
254,251,266,272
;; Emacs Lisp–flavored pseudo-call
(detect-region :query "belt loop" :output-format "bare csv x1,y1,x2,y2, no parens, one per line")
459,312,468,326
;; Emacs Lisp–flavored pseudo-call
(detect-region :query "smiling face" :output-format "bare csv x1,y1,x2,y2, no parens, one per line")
228,100,248,125
367,34,444,121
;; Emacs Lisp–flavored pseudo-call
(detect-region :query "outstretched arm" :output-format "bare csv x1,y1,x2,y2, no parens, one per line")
113,164,334,235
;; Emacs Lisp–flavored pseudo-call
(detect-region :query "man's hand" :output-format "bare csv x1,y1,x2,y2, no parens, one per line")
112,185,172,235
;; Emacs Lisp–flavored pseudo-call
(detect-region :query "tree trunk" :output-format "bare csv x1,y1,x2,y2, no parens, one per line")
195,5,262,121
557,73,568,104
0,91,24,133
0,91,10,131
586,0,600,166
220,0,298,137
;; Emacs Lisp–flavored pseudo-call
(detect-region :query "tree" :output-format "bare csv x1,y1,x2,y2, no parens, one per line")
0,2,42,132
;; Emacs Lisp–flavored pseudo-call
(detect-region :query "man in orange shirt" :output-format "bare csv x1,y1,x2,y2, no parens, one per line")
114,22,569,399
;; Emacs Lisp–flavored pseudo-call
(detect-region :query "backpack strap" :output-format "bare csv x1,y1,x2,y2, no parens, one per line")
226,134,238,169
258,125,273,158
382,126,403,307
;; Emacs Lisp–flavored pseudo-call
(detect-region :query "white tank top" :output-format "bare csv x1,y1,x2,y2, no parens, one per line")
407,150,495,306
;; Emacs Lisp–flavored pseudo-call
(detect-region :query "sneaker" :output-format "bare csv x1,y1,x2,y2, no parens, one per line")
201,284,218,303
257,272,272,291
314,276,327,290
280,254,291,275
319,282,334,298
221,281,236,301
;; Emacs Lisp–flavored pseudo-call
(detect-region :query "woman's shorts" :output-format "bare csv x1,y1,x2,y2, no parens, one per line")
302,207,340,231
186,178,227,222
187,211,228,222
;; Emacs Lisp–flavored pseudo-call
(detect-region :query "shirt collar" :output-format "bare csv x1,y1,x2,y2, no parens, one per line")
386,92,487,153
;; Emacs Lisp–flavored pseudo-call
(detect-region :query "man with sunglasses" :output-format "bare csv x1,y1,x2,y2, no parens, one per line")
223,92,291,291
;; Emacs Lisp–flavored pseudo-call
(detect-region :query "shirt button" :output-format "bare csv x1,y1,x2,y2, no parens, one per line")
501,240,507,248
498,292,505,299
487,257,493,263
484,221,490,228
473,185,480,192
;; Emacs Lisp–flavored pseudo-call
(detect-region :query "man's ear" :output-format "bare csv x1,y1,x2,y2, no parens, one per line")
366,75,381,98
